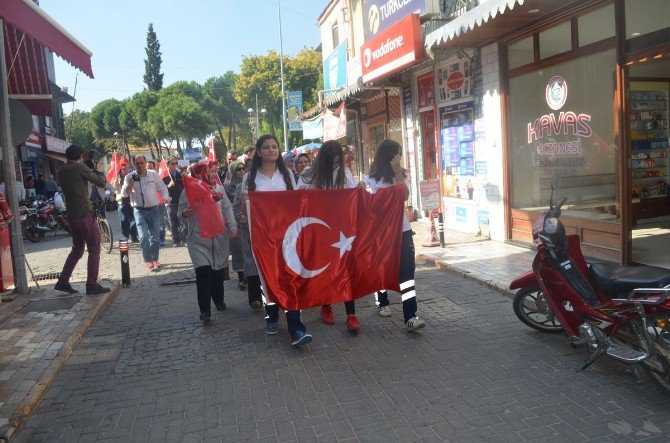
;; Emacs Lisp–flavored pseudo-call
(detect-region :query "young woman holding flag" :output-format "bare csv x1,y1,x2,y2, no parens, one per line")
179,160,238,323
297,140,361,333
366,140,426,332
238,134,313,347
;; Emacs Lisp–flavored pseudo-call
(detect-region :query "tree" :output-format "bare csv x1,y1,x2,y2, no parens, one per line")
64,110,103,157
234,48,322,150
89,98,123,150
202,72,248,156
120,91,161,156
143,23,164,91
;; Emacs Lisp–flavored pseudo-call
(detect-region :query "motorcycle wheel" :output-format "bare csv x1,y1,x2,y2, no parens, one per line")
23,219,44,243
513,287,563,333
98,218,113,254
632,322,670,392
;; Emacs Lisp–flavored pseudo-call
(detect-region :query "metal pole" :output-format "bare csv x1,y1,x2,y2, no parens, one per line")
255,93,260,137
278,0,289,152
119,240,131,287
0,18,29,294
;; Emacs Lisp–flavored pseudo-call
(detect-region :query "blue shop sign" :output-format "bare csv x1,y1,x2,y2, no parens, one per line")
363,0,426,41
323,42,347,92
478,210,489,225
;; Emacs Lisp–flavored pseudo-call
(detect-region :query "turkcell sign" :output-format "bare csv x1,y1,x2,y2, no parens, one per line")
361,14,422,83
363,0,426,41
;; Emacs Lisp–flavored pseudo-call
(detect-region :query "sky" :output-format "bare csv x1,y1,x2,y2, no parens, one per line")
39,0,328,113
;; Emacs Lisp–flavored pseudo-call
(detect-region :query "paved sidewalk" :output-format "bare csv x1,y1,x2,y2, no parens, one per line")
411,219,535,296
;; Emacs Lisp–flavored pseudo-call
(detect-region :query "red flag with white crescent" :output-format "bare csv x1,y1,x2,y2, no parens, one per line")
248,185,404,310
158,156,170,180
208,133,217,163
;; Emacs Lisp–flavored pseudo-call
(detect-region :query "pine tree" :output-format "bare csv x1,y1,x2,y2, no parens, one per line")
143,23,163,91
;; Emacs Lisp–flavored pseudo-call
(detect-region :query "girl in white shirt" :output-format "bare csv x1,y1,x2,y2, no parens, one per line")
365,140,425,332
240,134,312,347
297,141,360,333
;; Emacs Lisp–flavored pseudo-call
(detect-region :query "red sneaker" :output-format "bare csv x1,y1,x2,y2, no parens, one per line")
145,262,154,270
321,306,335,325
152,261,161,270
346,315,361,333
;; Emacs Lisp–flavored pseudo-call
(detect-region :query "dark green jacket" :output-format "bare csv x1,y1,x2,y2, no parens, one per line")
57,161,106,219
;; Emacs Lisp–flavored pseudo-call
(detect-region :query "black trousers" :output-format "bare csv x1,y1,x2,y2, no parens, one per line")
120,197,138,241
195,266,225,314
247,275,263,306
376,230,417,323
323,301,356,315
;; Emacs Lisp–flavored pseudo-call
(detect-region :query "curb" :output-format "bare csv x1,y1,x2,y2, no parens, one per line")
0,282,121,442
416,253,515,300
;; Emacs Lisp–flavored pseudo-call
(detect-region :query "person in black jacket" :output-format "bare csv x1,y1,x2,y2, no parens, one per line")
164,156,185,246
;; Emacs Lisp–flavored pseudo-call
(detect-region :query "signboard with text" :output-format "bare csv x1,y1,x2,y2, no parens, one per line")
363,0,427,41
323,42,347,92
361,14,422,83
419,179,440,211
287,91,303,131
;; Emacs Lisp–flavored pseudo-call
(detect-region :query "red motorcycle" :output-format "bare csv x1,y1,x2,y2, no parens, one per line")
23,198,70,242
510,187,670,390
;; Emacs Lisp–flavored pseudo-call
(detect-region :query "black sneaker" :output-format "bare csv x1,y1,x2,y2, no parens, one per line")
54,281,78,294
86,284,111,295
250,300,263,311
215,303,227,311
199,312,211,323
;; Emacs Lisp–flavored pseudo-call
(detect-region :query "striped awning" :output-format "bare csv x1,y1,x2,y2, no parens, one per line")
3,21,51,115
0,0,93,78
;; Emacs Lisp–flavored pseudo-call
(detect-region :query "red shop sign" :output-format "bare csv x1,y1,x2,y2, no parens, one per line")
361,14,422,83
447,71,465,90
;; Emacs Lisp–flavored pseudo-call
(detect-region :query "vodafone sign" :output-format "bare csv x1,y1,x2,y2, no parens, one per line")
361,14,422,83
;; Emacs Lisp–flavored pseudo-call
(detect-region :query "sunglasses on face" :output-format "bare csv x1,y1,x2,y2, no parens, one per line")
235,167,244,172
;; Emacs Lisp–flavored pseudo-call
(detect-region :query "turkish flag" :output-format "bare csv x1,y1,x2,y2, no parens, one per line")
158,156,170,180
106,150,120,183
248,185,404,310
182,174,225,238
208,133,217,163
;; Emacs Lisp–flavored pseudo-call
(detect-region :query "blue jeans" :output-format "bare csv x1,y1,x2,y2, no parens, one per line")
120,197,138,241
134,206,161,263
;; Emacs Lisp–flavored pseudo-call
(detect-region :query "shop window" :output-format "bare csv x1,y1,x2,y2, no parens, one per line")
540,21,572,59
509,50,618,221
625,0,670,39
332,23,339,47
578,5,615,46
508,36,534,69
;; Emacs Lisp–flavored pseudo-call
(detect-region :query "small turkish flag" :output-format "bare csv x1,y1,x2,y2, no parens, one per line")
106,150,120,183
158,156,170,180
208,133,217,163
248,185,404,310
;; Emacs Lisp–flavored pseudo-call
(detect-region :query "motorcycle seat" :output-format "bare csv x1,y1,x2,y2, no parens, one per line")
588,263,670,300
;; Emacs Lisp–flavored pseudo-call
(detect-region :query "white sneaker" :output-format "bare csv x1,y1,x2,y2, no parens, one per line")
378,306,392,317
405,317,426,331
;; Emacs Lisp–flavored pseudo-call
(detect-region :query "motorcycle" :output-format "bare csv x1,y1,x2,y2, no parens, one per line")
19,205,42,243
510,183,670,390
21,198,70,242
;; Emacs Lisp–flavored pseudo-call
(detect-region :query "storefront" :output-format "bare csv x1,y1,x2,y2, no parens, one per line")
426,0,670,266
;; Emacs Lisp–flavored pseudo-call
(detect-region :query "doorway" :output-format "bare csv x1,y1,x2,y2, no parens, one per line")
629,57,670,268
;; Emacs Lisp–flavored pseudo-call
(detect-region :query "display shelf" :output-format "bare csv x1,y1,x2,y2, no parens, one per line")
630,88,669,203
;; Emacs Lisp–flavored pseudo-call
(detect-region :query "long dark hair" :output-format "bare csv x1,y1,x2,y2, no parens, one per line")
368,139,401,184
247,134,294,192
303,140,345,190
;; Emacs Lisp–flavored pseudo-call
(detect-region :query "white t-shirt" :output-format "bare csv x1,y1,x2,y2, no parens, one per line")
241,168,296,193
364,176,411,232
297,166,355,190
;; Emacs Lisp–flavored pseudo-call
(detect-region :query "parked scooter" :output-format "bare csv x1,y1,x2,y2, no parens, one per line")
510,182,670,390
21,197,70,242
19,205,42,243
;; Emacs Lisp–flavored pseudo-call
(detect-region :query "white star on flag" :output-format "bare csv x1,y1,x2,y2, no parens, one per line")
331,232,355,258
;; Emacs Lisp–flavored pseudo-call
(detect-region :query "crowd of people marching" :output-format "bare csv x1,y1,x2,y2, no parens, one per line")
53,136,426,348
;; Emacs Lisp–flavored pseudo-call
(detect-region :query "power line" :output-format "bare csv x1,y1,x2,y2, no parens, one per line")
262,0,318,20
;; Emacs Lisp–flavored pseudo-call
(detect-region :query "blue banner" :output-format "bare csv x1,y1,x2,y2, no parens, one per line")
323,42,347,92
287,91,303,131
363,0,426,41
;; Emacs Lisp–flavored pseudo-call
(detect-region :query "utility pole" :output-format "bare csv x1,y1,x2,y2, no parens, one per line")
0,18,29,294
278,0,289,152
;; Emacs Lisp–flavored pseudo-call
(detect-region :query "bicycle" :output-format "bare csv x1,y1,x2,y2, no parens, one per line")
92,200,113,254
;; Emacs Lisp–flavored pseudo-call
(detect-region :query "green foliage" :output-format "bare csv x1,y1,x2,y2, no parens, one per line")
143,23,164,91
64,110,99,153
89,98,123,140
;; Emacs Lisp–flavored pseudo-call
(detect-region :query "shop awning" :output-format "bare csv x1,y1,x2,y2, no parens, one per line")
0,0,93,78
425,0,572,51
323,78,364,107
42,152,66,163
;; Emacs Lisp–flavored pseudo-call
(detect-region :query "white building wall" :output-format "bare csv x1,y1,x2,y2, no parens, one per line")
479,43,506,241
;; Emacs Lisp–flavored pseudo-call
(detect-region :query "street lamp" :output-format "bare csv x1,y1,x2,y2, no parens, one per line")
247,93,266,142
113,130,128,163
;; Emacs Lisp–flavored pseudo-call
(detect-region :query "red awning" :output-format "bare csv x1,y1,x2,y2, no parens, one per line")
3,21,51,115
42,152,66,163
0,0,93,79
